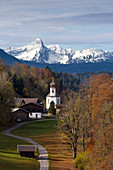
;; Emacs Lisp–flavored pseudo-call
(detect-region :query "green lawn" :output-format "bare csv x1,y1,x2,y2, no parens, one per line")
0,126,39,170
0,120,57,170
11,120,58,137
11,119,75,170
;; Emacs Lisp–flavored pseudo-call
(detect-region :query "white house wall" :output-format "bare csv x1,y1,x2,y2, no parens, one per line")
29,112,42,118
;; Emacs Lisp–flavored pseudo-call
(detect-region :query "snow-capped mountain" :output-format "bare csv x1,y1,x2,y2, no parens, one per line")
5,38,113,64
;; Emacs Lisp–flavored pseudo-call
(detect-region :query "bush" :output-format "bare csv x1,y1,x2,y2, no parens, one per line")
74,152,90,170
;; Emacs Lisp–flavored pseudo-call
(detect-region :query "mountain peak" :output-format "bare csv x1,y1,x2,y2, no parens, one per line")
4,38,113,64
28,38,44,47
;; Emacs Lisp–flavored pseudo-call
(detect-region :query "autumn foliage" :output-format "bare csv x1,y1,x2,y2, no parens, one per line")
58,73,113,170
87,74,113,169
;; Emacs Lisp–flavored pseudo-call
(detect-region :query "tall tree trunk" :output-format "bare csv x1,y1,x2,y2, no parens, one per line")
88,111,92,138
72,146,77,159
82,127,85,151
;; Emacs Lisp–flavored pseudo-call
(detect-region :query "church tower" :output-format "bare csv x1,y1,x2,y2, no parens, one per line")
46,80,60,109
50,80,56,96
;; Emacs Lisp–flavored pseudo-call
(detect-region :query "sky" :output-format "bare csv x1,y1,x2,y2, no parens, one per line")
0,0,113,51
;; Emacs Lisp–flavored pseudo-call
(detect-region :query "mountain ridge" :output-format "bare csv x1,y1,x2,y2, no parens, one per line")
5,38,113,64
1,48,113,73
0,49,21,64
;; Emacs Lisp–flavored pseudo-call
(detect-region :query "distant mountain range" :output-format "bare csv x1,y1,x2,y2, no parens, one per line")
5,38,113,64
0,38,113,73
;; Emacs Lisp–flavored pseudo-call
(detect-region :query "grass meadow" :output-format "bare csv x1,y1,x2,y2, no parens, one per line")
0,126,39,170
11,119,75,170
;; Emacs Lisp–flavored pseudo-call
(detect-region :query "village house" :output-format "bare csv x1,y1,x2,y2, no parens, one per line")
13,98,44,121
12,108,29,121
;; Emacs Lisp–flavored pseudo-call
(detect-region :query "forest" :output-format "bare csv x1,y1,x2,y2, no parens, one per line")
0,58,80,124
58,73,113,169
73,71,113,81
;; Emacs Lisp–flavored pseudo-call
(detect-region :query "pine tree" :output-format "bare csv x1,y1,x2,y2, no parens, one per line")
48,101,56,115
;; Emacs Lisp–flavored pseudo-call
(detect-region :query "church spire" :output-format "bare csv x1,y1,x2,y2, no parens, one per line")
50,80,55,88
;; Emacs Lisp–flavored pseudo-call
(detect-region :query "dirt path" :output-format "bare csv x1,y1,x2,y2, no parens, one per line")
2,120,50,170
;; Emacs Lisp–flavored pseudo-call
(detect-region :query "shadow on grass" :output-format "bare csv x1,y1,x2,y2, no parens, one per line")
48,158,63,161
37,157,48,160
0,151,17,155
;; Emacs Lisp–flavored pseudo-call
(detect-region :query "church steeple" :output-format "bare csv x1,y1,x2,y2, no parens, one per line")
50,80,55,87
50,80,56,96
46,80,60,109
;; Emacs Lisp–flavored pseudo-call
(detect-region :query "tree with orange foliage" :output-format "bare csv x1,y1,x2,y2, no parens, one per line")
87,73,113,169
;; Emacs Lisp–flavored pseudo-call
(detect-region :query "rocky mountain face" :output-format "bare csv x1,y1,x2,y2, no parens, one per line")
5,38,113,64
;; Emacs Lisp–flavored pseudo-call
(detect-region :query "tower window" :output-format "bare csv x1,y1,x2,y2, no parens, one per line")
52,90,54,93
48,99,49,103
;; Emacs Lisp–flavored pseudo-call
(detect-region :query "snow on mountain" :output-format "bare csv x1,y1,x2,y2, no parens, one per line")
47,44,70,55
5,38,113,64
6,38,45,61
72,49,110,63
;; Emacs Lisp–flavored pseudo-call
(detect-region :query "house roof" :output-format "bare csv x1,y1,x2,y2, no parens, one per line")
17,145,36,152
15,98,41,105
12,108,29,114
46,93,60,97
20,102,44,108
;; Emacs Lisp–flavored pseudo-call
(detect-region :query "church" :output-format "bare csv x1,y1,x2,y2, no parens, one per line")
46,80,60,109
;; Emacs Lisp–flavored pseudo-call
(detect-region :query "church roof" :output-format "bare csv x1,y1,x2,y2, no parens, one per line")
47,93,60,97
50,80,55,86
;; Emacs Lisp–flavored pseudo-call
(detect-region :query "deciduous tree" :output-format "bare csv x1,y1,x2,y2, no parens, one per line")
0,72,15,125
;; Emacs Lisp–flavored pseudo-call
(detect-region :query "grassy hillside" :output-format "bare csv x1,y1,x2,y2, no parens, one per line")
11,120,75,170
11,120,58,137
0,126,39,170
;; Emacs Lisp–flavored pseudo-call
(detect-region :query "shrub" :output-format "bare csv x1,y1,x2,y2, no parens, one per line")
74,152,90,170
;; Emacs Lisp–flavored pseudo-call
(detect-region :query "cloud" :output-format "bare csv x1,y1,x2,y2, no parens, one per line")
0,0,113,49
39,13,113,25
43,31,113,45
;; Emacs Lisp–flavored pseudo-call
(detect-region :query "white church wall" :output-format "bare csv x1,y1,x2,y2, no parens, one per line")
50,87,56,96
46,96,60,109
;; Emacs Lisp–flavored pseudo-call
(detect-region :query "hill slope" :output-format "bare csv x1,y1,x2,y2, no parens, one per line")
0,49,20,64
